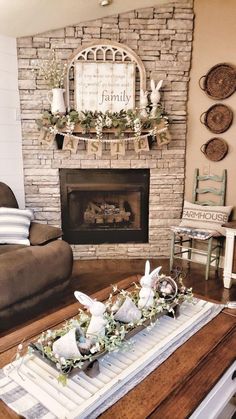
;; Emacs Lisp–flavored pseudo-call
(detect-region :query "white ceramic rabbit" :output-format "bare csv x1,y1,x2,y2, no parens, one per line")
74,291,107,339
138,260,162,309
150,79,163,117
139,89,149,118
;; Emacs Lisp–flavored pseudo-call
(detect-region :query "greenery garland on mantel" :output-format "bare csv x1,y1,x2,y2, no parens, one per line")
37,106,170,145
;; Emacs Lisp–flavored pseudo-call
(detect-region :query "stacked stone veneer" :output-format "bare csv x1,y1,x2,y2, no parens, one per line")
16,1,194,259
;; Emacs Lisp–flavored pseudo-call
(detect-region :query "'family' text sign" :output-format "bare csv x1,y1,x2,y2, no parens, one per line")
75,62,135,112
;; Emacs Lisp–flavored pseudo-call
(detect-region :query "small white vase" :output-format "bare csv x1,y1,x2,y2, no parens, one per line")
114,297,141,324
52,328,81,359
47,88,66,115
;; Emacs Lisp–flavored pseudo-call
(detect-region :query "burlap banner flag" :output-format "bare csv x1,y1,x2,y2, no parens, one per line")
40,131,55,149
39,128,47,143
156,120,167,132
110,141,126,156
157,129,171,146
63,135,79,153
87,140,102,157
134,136,150,153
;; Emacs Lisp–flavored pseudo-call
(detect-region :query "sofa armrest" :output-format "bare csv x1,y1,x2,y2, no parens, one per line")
29,222,62,245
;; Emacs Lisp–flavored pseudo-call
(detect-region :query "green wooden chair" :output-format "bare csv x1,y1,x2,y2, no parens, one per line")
170,169,227,280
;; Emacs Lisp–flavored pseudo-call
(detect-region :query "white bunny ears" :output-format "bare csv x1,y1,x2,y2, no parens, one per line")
150,79,163,92
74,291,94,309
74,291,106,315
140,260,162,287
144,260,151,276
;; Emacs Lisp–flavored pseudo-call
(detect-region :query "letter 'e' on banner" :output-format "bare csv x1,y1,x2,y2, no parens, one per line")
134,136,150,153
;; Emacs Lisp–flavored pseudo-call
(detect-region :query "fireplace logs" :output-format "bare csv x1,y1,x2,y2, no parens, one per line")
84,200,131,225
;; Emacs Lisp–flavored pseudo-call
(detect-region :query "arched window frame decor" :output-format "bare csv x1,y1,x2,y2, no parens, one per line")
65,39,147,111
36,41,171,153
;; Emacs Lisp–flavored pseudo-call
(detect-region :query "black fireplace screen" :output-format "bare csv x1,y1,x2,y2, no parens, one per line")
59,169,149,244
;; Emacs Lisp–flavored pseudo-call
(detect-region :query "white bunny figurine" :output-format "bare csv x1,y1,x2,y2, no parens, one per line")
139,89,149,118
74,291,107,339
150,79,163,117
138,261,162,309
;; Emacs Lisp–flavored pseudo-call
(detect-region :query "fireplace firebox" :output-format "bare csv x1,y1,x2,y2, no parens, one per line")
59,169,149,244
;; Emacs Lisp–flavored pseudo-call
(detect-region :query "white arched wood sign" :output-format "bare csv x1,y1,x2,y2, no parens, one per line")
65,40,147,112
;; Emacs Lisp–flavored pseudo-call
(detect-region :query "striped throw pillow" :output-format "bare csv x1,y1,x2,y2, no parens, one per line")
0,207,34,245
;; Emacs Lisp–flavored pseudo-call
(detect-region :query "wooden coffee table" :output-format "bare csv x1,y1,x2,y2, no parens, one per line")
0,275,235,419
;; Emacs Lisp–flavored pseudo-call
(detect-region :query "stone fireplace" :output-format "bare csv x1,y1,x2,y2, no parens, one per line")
59,169,149,244
17,2,194,259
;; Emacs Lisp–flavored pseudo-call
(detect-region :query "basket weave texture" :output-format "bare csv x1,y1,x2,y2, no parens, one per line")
203,104,233,134
201,63,236,99
201,138,228,162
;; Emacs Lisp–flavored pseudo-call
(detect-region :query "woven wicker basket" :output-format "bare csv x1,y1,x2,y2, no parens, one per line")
200,138,228,161
200,104,233,134
199,63,236,100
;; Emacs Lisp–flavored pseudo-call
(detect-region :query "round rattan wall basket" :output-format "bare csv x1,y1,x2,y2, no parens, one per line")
199,63,236,100
200,104,233,134
200,138,228,161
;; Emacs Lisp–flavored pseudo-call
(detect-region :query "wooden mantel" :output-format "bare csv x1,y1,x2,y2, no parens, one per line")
62,123,155,135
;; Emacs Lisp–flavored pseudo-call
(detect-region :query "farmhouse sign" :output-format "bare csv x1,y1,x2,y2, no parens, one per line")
75,61,135,112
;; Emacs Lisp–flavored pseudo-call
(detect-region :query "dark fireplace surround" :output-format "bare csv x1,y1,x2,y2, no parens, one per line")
59,169,149,244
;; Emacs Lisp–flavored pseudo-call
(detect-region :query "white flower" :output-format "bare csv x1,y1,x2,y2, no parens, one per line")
133,118,142,137
105,116,112,127
66,119,75,133
37,50,67,89
90,342,100,354
49,126,58,134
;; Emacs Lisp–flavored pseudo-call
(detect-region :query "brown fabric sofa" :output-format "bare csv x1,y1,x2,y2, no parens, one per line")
0,182,73,325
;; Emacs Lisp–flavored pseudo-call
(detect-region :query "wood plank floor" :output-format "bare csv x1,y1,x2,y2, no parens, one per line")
1,258,236,337
70,258,236,303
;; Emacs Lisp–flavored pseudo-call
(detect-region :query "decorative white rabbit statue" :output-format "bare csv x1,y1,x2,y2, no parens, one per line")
74,291,107,339
138,260,162,309
150,79,163,118
139,89,149,118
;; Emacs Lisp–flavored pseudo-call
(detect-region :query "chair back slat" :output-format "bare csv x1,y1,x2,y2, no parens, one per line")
197,174,225,182
196,187,225,196
193,200,219,206
192,169,226,206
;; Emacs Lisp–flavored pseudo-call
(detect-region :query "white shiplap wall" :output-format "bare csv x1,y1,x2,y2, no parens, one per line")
0,34,25,207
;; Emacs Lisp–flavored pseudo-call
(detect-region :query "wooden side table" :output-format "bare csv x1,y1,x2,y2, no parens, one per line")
223,221,236,289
